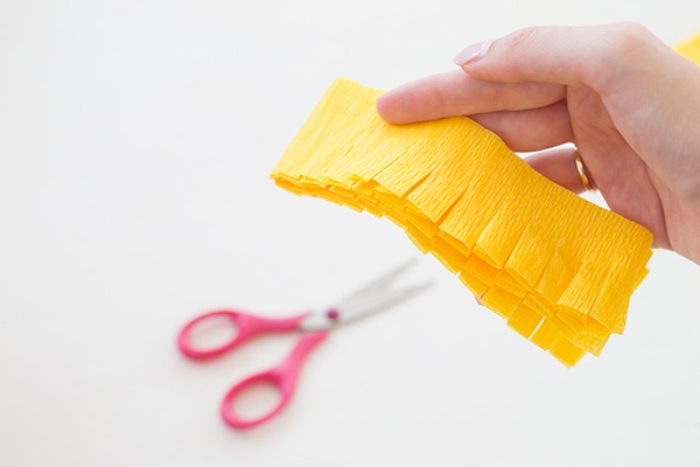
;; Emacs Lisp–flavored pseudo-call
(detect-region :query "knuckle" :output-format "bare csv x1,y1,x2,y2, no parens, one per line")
602,22,654,58
501,26,539,52
494,27,542,76
588,22,657,90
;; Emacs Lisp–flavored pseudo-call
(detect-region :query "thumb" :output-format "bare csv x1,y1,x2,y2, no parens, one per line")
454,23,671,92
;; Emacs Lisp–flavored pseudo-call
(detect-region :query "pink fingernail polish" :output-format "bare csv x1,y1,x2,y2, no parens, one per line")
454,40,492,66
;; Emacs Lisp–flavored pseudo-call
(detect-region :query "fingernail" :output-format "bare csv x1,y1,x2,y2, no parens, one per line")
454,40,492,66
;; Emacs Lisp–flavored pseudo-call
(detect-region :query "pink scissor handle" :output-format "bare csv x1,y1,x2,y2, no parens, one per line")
177,309,309,359
220,330,329,429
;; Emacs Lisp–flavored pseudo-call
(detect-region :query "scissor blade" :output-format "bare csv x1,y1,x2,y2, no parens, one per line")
337,278,432,324
299,259,432,331
339,259,418,303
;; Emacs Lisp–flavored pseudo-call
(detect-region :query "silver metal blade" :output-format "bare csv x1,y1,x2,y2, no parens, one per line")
299,259,432,331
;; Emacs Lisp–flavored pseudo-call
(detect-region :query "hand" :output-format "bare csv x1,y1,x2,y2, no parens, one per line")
376,23,700,264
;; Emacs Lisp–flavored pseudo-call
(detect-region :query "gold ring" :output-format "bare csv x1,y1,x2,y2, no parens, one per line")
574,149,595,192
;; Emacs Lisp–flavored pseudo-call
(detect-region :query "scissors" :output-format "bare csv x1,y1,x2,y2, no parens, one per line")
177,260,430,429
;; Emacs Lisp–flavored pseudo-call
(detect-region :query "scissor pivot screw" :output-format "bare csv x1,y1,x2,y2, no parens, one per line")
326,309,340,321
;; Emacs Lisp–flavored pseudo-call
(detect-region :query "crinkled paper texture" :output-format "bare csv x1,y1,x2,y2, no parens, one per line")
270,36,700,366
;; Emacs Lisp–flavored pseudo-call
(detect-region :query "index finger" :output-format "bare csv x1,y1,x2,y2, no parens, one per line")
377,69,565,124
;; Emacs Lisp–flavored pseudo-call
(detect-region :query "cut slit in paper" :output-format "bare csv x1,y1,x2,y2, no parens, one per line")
270,34,700,367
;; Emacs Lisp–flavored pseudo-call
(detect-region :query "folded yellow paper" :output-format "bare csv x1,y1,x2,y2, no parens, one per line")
271,36,700,366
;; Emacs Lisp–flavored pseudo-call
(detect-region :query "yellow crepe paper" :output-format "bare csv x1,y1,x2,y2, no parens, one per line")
270,36,700,366
675,33,700,64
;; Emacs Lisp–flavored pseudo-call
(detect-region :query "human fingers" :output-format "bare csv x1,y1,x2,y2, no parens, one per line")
524,147,592,194
470,100,573,152
455,22,672,93
376,69,565,124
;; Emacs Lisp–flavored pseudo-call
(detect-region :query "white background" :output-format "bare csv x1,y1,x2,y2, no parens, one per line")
1,1,699,466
